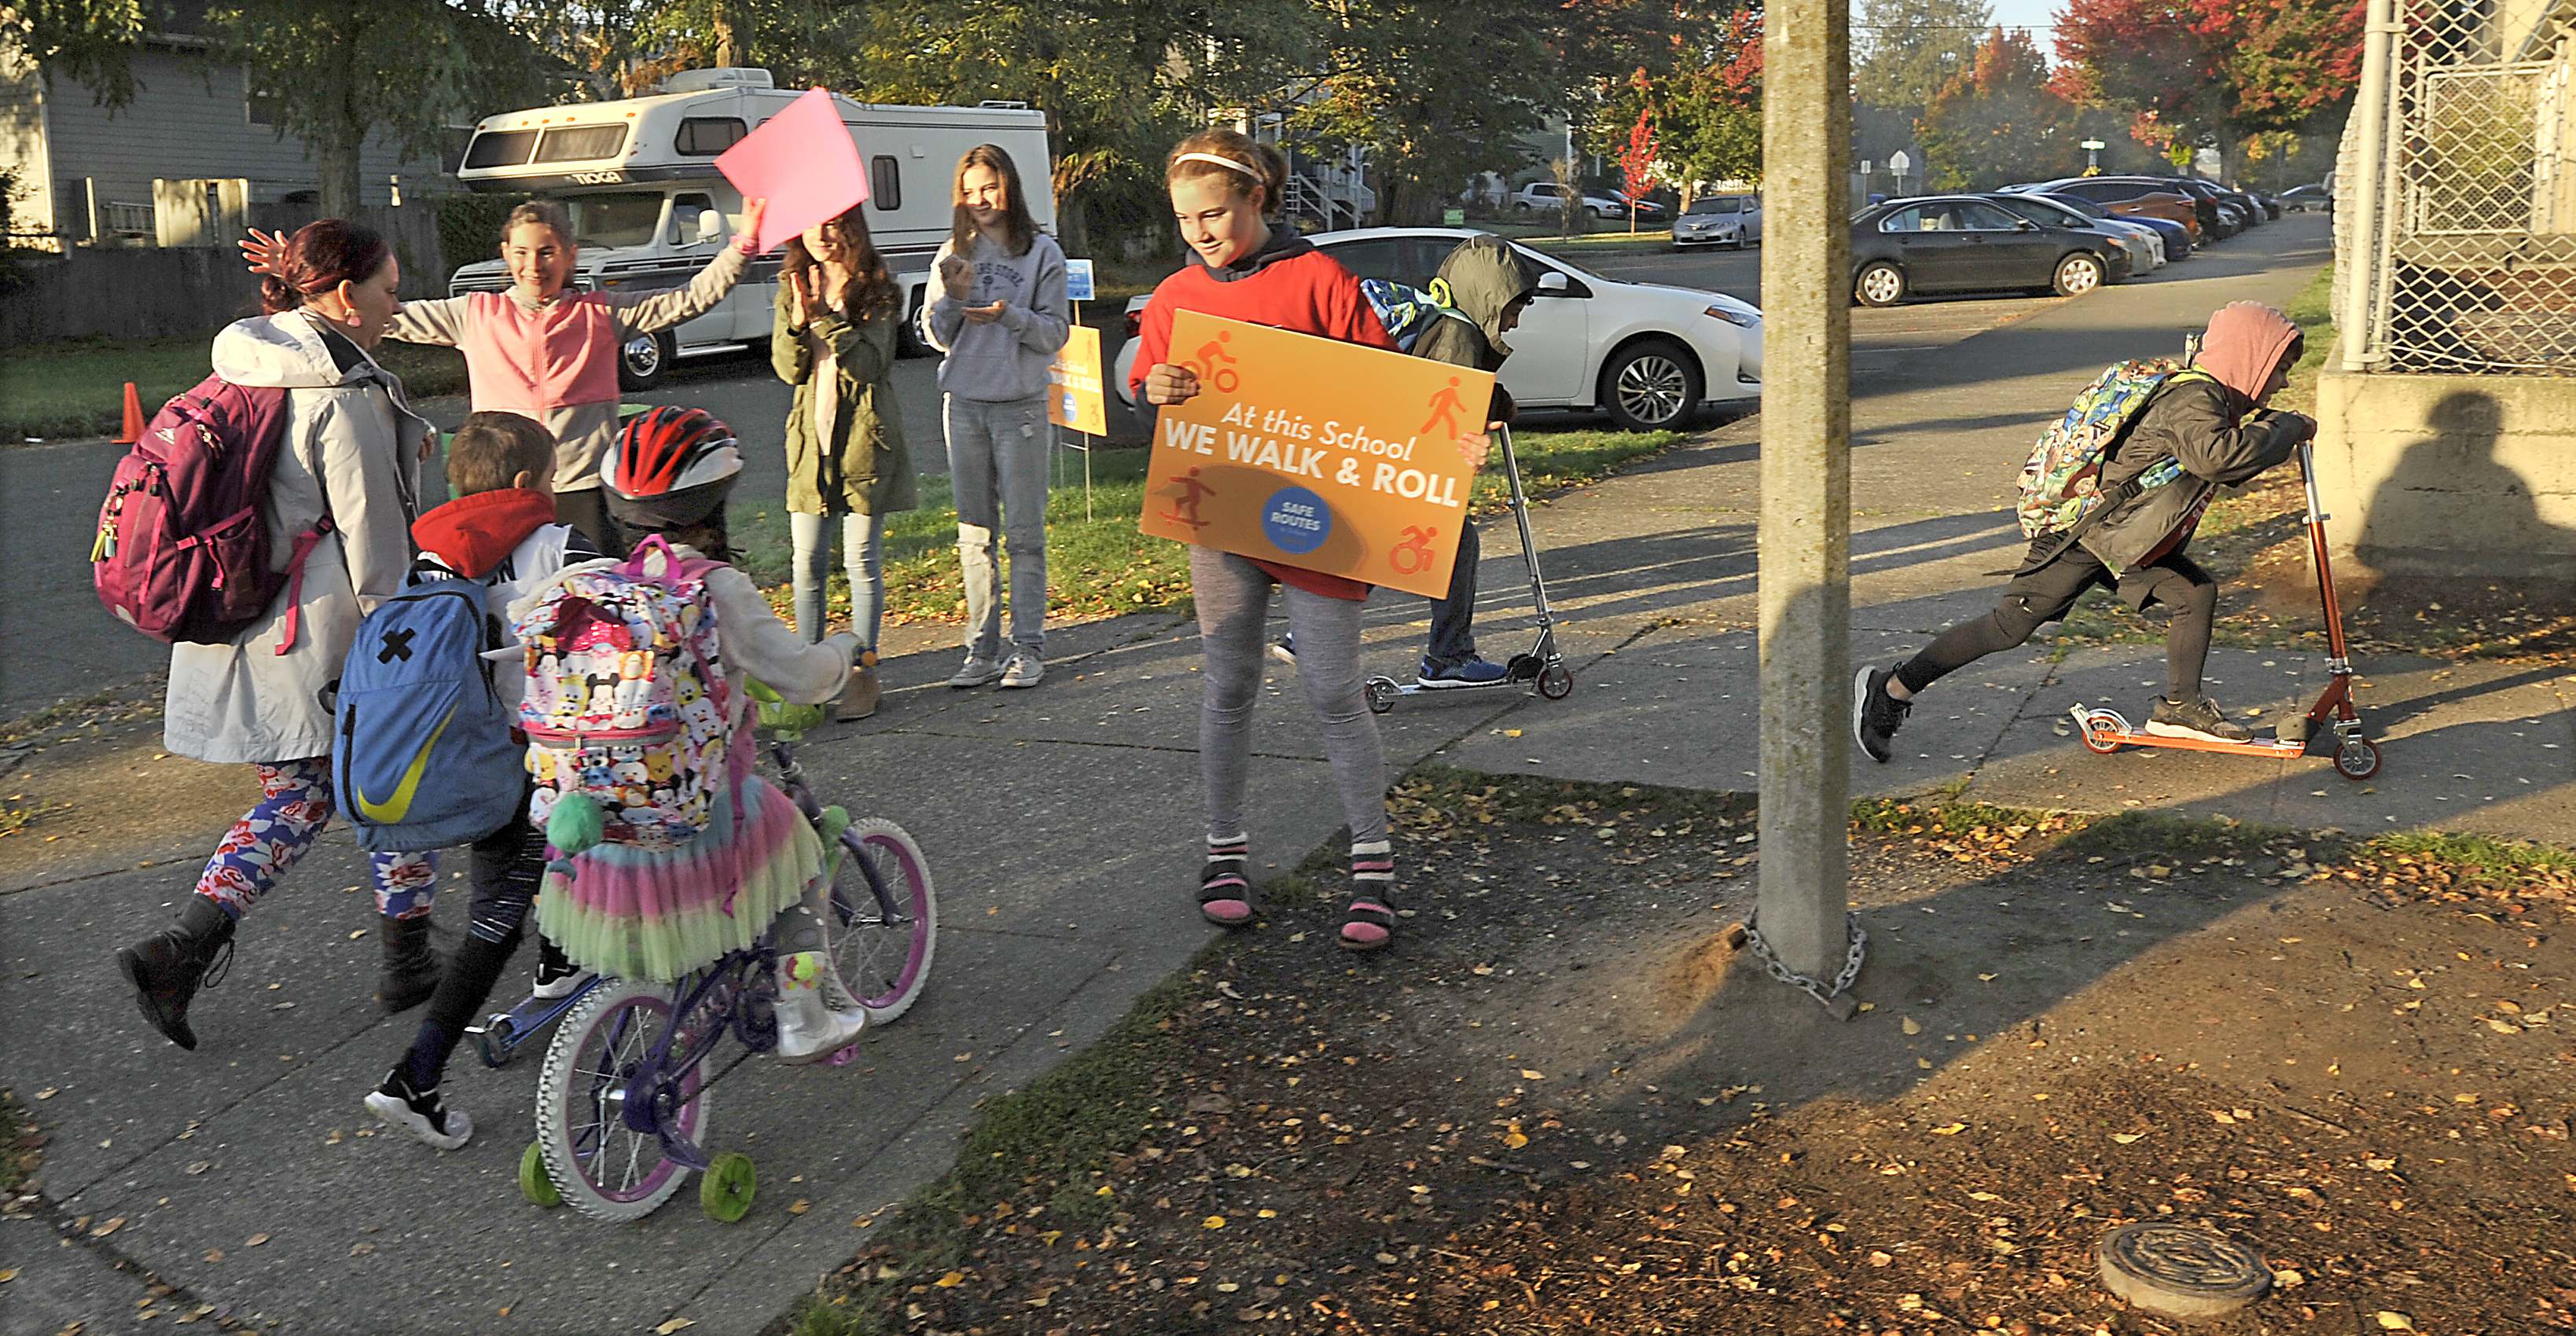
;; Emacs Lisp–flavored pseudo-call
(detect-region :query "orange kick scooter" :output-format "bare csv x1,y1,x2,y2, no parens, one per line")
2068,439,2383,780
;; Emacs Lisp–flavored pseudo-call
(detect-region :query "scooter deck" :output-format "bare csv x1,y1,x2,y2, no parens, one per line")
470,977,605,1068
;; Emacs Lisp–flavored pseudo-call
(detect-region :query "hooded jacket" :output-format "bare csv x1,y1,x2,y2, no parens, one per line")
1411,234,1538,421
413,488,597,713
2076,302,2313,573
164,310,428,765
773,284,919,517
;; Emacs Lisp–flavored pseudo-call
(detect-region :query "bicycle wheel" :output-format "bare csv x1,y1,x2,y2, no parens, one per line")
534,979,711,1222
827,818,938,1023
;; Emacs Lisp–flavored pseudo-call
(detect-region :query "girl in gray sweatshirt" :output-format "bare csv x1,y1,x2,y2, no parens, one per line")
921,145,1071,690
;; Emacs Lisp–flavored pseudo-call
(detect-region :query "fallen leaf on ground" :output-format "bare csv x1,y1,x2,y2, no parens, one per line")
654,1320,696,1335
2111,1133,2147,1144
245,1233,269,1246
788,1200,811,1215
1931,1122,1968,1136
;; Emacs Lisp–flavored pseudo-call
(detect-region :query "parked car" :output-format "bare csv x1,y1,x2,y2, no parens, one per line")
1114,227,1764,431
1673,194,1762,249
2038,177,2209,243
1981,192,2162,271
1848,196,2128,307
1609,191,1667,221
2024,189,2192,259
1512,182,1651,220
2277,183,2330,212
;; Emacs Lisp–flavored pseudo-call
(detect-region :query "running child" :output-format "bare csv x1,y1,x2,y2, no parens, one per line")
527,409,874,1062
923,144,1071,691
775,203,917,718
1854,301,2317,760
363,410,598,1148
1126,128,1406,951
247,196,769,545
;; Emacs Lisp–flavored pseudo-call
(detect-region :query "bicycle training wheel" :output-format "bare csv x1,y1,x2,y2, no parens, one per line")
828,818,939,1023
534,979,710,1222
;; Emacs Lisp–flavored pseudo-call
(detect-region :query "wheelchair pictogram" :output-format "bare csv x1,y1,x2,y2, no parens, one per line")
1388,524,1439,574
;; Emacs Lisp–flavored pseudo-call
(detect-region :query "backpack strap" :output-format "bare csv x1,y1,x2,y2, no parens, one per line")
270,516,336,656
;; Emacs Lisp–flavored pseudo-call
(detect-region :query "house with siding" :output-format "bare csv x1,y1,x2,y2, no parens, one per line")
2,16,446,250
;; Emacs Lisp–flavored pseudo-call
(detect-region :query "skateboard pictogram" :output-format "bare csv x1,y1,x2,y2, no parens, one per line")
1160,466,1216,529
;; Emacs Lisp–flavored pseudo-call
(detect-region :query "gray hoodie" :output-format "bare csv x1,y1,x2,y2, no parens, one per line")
164,311,428,764
921,231,1071,402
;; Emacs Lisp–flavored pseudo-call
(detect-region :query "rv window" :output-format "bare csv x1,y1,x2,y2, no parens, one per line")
463,130,538,171
562,193,666,250
674,118,747,156
871,156,902,211
534,124,630,163
669,193,715,245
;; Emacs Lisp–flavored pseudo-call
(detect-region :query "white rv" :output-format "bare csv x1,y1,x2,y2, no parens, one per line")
450,68,1056,388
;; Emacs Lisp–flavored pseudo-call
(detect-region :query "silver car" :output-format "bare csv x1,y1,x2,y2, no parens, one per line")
1673,195,1762,250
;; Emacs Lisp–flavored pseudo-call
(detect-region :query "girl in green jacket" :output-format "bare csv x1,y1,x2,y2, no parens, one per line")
774,203,917,718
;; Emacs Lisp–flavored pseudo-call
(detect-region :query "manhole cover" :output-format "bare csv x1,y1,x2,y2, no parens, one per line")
2096,1223,2271,1319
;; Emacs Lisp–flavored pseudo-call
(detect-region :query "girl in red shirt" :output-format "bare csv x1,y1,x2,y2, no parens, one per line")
1130,129,1405,951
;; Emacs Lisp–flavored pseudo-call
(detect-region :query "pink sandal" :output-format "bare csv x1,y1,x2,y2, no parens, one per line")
1198,857,1255,927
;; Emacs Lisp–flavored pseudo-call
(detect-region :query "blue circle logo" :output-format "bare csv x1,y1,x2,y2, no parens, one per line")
1259,486,1331,555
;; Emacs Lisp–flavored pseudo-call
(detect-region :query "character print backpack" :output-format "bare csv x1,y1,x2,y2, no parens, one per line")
514,535,736,852
2014,359,2212,556
91,376,329,646
330,562,525,852
1358,277,1474,354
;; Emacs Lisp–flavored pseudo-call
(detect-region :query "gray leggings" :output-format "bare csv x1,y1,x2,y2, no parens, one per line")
1190,546,1387,847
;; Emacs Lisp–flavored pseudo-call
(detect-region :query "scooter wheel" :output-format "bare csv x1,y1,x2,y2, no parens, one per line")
1365,677,1398,714
2080,720,2122,755
2334,738,2383,780
519,1141,562,1208
701,1151,757,1222
476,1015,517,1069
1537,664,1575,700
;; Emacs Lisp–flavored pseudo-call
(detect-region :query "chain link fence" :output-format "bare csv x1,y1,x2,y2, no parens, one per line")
2340,0,2576,374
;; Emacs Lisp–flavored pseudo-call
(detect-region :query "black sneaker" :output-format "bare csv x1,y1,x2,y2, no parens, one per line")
364,1069,472,1151
1852,666,1911,763
2146,696,2252,743
531,935,594,1000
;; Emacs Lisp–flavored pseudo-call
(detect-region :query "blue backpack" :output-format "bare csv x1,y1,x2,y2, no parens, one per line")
331,563,525,852
1359,277,1473,354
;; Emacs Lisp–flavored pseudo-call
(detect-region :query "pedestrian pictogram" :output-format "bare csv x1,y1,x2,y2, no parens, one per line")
1420,376,1466,440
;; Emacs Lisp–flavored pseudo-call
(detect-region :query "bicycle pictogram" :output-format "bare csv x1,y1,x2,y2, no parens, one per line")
1388,524,1439,574
1183,329,1242,395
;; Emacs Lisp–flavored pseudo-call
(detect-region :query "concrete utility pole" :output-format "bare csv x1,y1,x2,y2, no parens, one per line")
1753,0,1856,1006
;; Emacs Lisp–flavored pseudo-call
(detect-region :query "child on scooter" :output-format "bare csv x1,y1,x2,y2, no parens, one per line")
1854,301,2317,761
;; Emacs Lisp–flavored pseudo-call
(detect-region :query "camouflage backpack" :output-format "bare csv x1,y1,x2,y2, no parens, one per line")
2015,360,2209,540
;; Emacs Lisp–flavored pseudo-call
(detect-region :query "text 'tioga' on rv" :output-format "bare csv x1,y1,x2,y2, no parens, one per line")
450,67,1056,390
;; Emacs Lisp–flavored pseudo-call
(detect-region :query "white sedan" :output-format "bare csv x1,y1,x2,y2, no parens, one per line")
1114,227,1763,432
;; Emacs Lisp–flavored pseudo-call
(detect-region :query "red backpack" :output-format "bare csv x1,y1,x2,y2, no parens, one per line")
91,376,333,648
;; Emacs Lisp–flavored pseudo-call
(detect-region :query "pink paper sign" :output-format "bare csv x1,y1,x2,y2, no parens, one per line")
715,87,869,255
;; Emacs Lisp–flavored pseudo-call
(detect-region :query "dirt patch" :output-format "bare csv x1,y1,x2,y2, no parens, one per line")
791,773,2576,1335
0,678,256,891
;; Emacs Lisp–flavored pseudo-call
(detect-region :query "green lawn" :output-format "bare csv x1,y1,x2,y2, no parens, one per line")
735,425,1682,629
1,336,469,441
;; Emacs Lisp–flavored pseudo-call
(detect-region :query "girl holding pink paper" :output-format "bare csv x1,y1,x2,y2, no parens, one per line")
244,197,768,545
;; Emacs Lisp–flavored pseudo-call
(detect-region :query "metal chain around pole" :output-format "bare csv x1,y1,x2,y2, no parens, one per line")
1740,909,1867,1011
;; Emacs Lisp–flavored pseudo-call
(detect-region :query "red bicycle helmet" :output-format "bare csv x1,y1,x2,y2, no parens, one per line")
604,406,742,528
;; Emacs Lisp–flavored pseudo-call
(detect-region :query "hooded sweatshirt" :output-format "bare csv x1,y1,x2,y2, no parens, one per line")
1411,234,1540,421
164,310,428,764
412,489,597,713
922,229,1071,402
1129,229,1397,600
2074,301,2313,573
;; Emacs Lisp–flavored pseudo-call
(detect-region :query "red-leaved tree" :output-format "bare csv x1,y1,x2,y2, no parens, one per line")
2054,0,2361,180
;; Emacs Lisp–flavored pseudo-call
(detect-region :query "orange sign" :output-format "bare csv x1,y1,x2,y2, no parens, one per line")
1046,324,1107,435
1138,312,1494,599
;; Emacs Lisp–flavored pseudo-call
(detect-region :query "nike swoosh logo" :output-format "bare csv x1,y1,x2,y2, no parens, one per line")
355,706,456,824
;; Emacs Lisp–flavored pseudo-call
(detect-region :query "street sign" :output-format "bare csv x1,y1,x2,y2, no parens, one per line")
1887,150,1910,175
1442,207,1466,226
1064,257,1095,303
2080,139,2107,150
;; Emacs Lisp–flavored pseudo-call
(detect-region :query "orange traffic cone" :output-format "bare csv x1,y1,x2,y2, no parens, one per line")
116,382,145,445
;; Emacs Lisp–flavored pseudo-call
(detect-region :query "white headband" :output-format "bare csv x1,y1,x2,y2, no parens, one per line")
1177,152,1262,181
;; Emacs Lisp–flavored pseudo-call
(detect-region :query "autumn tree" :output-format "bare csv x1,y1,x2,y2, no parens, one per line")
2054,0,2361,181
1854,0,1992,109
1920,26,2082,189
1592,3,1762,193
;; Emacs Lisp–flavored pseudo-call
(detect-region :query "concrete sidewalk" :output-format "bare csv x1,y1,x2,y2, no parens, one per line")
7,212,2570,1336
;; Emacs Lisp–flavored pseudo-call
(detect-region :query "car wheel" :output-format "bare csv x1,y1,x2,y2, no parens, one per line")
617,330,674,392
1598,340,1702,433
2052,251,2104,297
1854,261,1906,307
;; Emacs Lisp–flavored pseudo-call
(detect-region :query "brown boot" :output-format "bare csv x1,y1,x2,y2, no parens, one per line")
837,664,881,721
116,894,236,1050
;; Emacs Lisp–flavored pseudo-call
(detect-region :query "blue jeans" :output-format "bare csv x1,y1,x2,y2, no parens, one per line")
945,395,1050,661
1424,516,1482,669
790,509,887,648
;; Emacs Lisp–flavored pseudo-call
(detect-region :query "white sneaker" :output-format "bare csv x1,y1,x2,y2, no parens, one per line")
999,650,1045,689
947,656,1005,689
774,952,866,1063
365,1072,473,1151
531,956,595,1001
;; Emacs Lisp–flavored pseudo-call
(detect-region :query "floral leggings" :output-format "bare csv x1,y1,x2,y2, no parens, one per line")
193,758,436,920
